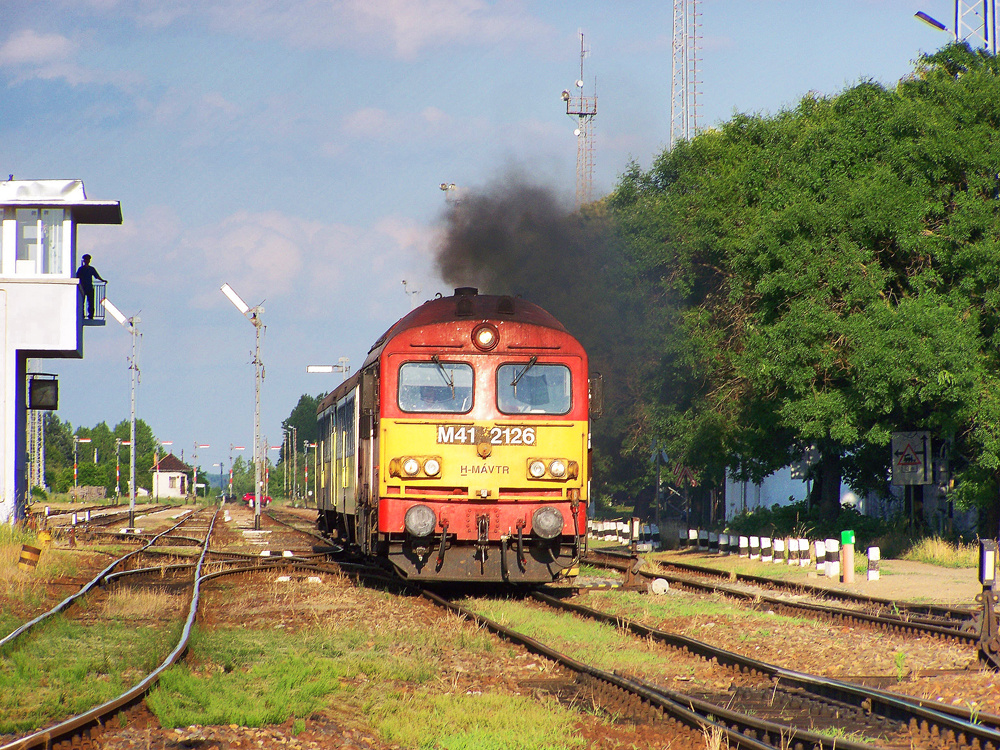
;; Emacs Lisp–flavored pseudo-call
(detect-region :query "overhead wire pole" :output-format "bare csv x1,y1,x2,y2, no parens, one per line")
221,282,265,530
102,298,141,530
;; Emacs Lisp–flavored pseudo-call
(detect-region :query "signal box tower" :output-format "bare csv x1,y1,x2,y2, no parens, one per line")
561,32,597,206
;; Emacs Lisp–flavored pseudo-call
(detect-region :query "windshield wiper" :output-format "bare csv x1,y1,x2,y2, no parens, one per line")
511,356,537,389
431,355,455,398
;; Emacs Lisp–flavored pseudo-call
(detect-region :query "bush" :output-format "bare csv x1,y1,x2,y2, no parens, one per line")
724,501,897,552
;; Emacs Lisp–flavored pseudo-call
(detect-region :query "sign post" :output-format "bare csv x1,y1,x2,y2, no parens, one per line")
891,431,932,528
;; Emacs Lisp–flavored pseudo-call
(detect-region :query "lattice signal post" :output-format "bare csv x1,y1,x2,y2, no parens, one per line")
561,32,597,206
670,0,701,149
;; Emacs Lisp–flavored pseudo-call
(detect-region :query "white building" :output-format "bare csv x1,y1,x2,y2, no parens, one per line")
152,453,192,499
0,179,121,524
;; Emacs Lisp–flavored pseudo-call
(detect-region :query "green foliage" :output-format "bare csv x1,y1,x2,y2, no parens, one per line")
607,43,1000,524
41,414,169,496
724,501,892,550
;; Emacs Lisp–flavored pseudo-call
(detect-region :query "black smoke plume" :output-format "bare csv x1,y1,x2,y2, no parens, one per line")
434,172,661,506
435,172,624,355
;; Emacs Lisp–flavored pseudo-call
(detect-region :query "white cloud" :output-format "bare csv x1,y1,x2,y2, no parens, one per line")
335,105,485,147
0,29,76,66
86,205,439,319
196,0,550,58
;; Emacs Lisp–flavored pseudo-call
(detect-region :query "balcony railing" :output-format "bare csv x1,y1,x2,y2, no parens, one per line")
81,280,106,326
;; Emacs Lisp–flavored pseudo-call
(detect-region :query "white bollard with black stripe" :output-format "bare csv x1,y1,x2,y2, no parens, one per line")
739,535,750,557
773,537,785,563
868,546,880,581
749,536,760,560
825,538,840,579
800,538,810,567
688,528,699,549
761,537,773,562
814,540,826,574
708,532,719,553
787,538,798,565
718,533,729,555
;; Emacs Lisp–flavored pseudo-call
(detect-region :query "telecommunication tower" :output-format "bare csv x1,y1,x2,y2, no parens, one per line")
670,0,701,149
561,32,597,206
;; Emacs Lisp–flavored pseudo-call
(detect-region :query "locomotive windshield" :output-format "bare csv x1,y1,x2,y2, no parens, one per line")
398,361,474,413
497,363,571,415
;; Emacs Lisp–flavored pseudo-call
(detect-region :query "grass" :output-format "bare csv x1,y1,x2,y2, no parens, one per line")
901,537,979,568
146,622,588,750
0,613,179,734
371,690,586,750
466,597,666,676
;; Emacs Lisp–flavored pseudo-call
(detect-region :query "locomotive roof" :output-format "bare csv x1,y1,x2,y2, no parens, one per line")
317,289,573,414
363,288,567,364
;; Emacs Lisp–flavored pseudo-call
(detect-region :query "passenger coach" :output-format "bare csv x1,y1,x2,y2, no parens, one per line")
316,287,599,583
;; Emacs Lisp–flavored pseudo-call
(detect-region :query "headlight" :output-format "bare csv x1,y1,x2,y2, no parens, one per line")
404,505,436,537
549,460,567,478
529,460,546,478
402,458,420,476
472,323,499,351
532,507,564,539
424,458,441,476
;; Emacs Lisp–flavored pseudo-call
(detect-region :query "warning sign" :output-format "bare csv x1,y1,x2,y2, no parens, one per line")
890,431,931,486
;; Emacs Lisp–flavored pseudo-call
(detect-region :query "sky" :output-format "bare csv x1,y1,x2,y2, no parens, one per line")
0,0,970,480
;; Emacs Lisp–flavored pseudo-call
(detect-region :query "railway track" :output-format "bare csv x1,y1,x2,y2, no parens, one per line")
584,549,979,644
425,588,1000,750
0,504,343,750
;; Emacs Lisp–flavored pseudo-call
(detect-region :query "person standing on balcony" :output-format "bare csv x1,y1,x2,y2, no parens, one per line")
75,254,106,319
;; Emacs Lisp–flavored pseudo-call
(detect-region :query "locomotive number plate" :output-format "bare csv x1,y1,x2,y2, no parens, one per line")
436,424,536,446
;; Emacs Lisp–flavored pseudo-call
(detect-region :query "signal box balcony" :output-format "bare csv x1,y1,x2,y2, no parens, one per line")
0,179,121,354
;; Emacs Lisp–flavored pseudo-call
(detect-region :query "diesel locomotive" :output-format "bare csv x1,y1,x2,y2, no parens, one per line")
315,287,599,583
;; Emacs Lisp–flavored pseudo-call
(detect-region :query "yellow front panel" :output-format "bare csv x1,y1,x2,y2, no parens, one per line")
380,418,588,499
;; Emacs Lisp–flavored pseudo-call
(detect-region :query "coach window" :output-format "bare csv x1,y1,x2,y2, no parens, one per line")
497,363,571,415
398,361,473,413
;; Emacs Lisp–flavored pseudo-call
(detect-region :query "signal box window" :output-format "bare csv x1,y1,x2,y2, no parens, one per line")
399,361,473,413
497,363,571,415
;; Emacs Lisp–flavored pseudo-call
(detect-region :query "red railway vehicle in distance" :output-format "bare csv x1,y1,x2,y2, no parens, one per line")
316,287,600,583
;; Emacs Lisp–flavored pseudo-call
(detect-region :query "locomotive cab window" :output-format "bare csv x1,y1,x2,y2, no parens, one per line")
497,362,571,415
398,361,473,413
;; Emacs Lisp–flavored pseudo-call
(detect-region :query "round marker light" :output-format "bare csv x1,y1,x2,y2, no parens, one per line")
404,505,436,537
532,507,564,539
472,323,499,351
424,458,441,476
529,460,546,478
402,458,420,476
549,460,567,478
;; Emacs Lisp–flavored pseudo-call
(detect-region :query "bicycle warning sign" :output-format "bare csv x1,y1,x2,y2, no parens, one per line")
890,431,931,486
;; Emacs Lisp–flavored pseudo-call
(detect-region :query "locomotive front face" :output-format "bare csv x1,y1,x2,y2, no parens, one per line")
377,314,590,583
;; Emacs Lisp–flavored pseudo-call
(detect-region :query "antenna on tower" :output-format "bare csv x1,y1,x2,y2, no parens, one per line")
670,0,701,149
561,31,597,206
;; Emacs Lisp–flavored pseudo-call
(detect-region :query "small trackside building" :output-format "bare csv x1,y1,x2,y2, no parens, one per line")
0,179,122,524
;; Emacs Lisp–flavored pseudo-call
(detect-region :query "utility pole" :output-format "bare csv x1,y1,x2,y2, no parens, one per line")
292,425,298,502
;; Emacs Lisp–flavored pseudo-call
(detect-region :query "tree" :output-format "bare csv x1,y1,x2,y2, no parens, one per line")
609,44,1000,524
